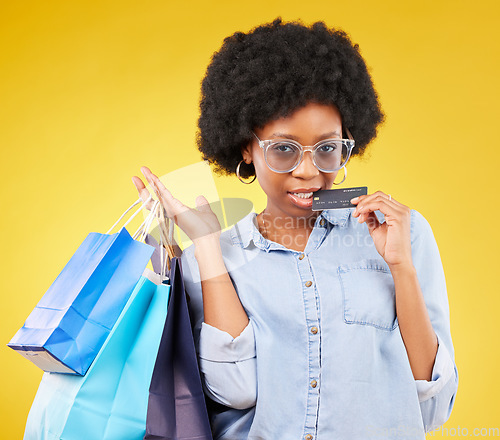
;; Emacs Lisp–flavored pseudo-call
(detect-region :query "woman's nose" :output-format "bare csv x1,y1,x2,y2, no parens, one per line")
291,151,319,179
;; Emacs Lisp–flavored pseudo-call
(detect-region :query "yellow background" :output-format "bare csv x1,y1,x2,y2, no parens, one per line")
1,0,499,438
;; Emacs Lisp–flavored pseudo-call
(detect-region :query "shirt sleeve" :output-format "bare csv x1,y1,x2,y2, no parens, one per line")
180,245,258,410
410,210,459,432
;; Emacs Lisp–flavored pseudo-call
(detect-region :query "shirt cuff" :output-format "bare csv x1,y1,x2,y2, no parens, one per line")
415,333,455,402
199,320,256,362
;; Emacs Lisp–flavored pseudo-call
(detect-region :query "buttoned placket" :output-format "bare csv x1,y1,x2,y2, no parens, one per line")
295,216,329,440
228,210,356,439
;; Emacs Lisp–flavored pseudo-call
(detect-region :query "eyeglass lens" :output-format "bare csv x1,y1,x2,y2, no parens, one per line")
266,141,349,172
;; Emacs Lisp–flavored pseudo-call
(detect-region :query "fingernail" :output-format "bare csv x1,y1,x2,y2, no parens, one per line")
351,197,359,202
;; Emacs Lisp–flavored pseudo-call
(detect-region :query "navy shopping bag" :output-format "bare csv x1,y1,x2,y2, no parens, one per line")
8,198,155,375
144,256,213,440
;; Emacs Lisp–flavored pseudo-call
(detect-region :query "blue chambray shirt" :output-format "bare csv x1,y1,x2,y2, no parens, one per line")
180,207,458,440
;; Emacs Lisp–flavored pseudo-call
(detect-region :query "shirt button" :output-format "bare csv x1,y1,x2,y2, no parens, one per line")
305,435,313,440
319,218,326,226
299,253,305,260
310,326,318,334
305,281,312,287
310,379,318,388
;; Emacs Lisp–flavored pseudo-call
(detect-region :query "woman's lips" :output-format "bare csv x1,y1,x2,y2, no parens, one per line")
287,191,314,208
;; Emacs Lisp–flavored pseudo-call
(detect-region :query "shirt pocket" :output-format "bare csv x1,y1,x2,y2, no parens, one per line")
338,259,398,331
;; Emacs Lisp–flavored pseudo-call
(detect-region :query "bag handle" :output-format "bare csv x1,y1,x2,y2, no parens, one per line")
147,202,176,280
106,196,176,281
133,200,160,242
133,200,176,282
105,195,153,235
158,203,175,278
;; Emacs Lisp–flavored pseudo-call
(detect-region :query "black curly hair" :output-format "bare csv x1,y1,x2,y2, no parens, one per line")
197,17,385,178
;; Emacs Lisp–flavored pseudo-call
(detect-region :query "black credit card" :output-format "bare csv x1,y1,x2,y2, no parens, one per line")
312,186,368,211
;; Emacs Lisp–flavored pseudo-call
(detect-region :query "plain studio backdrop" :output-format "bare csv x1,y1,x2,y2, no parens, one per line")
1,1,499,438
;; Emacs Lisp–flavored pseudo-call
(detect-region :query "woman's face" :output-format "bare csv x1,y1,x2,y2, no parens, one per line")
241,101,343,220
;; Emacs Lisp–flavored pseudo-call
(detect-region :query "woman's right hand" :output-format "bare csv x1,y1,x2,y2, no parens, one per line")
131,166,222,245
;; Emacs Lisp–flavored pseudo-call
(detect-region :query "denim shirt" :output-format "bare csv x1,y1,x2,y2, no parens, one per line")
180,207,458,440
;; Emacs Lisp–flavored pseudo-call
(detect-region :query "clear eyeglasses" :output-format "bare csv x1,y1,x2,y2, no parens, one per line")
251,128,355,173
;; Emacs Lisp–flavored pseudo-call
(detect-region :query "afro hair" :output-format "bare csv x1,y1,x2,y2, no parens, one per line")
197,17,385,178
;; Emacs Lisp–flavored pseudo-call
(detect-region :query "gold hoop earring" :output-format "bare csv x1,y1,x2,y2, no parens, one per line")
236,160,256,184
332,166,347,185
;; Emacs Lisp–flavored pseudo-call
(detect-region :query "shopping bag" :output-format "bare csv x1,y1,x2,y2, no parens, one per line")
144,256,213,440
23,267,171,440
8,197,157,375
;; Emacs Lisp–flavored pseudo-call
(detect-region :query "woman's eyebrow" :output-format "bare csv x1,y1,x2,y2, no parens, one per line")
271,131,341,141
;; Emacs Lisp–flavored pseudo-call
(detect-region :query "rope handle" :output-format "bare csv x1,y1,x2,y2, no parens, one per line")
133,200,160,242
105,195,176,281
105,195,153,236
133,200,175,281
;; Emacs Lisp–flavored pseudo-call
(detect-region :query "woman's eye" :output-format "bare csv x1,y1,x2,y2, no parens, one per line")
273,143,295,153
318,143,337,153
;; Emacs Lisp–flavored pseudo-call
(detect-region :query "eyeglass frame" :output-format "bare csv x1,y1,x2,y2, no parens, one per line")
251,128,355,173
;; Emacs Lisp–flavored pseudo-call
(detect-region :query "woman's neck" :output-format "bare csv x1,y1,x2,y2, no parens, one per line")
256,207,320,252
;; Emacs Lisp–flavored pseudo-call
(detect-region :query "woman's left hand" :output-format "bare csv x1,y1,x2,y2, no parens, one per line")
351,191,413,269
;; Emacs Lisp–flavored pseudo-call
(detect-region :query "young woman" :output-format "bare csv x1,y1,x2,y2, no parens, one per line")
132,18,458,440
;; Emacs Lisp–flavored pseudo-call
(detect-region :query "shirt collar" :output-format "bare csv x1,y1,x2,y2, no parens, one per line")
230,208,353,250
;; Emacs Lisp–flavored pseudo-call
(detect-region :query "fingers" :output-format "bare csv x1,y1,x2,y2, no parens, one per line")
195,195,211,212
352,191,404,209
140,166,186,219
131,176,155,210
358,210,382,234
353,198,405,221
352,191,401,215
351,190,411,227
138,166,216,223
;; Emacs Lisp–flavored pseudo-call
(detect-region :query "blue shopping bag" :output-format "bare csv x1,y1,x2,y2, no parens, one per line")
8,198,155,375
23,268,171,440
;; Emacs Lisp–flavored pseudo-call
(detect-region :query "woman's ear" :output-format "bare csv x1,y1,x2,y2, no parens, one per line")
240,143,253,164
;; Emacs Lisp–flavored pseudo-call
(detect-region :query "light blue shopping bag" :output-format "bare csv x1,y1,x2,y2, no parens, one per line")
24,268,170,440
8,198,155,375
